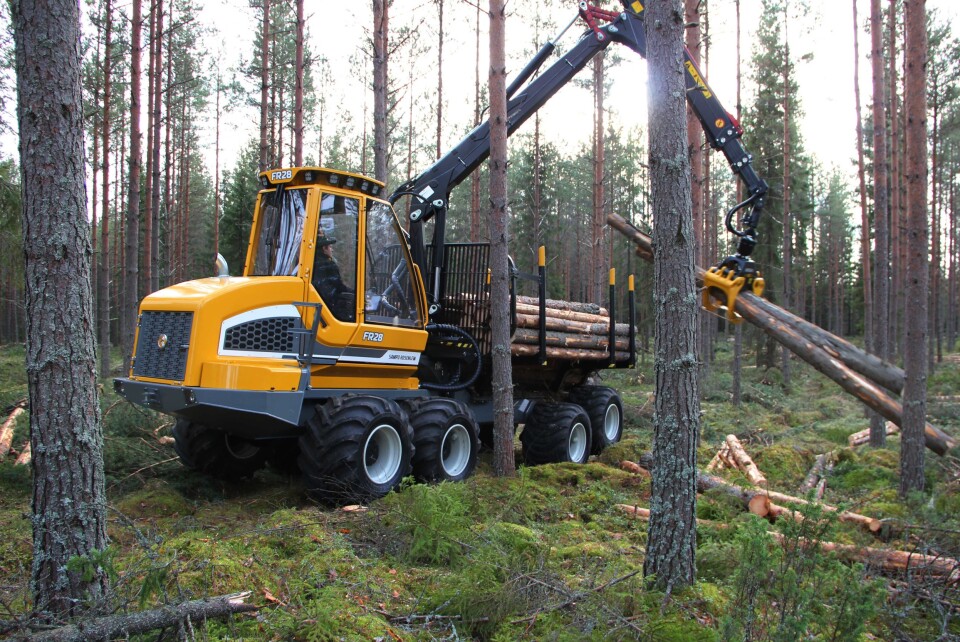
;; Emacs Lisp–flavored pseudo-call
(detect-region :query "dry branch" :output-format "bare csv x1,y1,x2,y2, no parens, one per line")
22,592,257,642
705,443,731,472
607,213,958,456
725,434,767,486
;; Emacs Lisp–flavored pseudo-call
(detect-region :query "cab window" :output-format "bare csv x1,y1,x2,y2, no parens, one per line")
364,201,420,327
312,193,359,321
252,187,309,276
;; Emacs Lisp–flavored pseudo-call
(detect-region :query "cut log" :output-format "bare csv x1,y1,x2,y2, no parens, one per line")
512,328,630,351
514,302,611,325
22,592,257,642
848,421,900,447
511,344,629,361
705,443,731,472
606,213,958,456
15,441,31,466
514,313,631,336
0,404,26,459
619,460,651,476
634,454,882,534
767,532,959,580
516,295,607,316
799,452,834,495
614,503,722,527
725,434,767,487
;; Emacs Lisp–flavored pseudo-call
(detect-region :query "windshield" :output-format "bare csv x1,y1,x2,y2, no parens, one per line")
252,187,308,276
365,200,421,327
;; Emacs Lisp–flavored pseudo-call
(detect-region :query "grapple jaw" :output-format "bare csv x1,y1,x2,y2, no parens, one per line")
702,257,764,324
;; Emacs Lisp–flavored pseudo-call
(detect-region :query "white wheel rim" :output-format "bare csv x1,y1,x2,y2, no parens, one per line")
568,421,588,462
363,423,403,485
603,403,621,442
441,423,472,477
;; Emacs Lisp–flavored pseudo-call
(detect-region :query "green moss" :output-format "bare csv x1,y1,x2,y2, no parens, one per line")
753,444,807,488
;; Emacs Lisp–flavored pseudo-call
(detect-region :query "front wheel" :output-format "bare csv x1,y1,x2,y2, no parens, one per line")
520,403,592,465
298,396,413,504
172,420,268,480
407,398,479,482
567,386,623,454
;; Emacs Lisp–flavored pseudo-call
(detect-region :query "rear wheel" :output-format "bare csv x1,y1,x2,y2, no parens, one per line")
298,396,413,504
567,386,623,454
520,403,592,465
407,399,479,482
172,420,268,480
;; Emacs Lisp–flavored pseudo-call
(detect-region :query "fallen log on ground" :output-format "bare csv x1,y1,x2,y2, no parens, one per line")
15,441,31,466
21,592,257,642
607,213,958,456
767,532,959,580
799,451,835,495
705,443,733,472
0,402,26,459
631,455,882,534
848,421,900,447
614,503,721,527
725,435,767,487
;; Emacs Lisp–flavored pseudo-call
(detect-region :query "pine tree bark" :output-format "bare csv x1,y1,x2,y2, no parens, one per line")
123,0,142,370
294,0,304,166
98,0,112,378
869,0,889,447
487,0,514,478
148,0,162,293
12,0,109,617
591,52,605,303
643,0,699,592
259,0,270,172
372,0,388,183
900,0,929,496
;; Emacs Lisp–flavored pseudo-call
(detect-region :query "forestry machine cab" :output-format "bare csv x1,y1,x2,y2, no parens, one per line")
392,0,769,321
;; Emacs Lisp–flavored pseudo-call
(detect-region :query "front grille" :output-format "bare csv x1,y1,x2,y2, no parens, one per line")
133,311,193,381
223,317,299,353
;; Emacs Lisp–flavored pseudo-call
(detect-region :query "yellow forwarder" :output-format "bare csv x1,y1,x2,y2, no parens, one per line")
116,1,769,505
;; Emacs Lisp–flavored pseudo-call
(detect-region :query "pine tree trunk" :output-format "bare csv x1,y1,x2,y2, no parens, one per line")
123,0,141,369
99,0,113,378
900,0,929,496
13,0,109,617
372,0,388,183
591,53,605,303
868,0,889,447
294,0,304,166
149,0,162,293
259,0,270,172
470,1,481,242
435,0,445,160
781,10,792,389
487,0,514,478
643,0,699,593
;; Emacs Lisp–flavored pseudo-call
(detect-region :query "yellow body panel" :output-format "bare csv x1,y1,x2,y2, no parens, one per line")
200,361,302,391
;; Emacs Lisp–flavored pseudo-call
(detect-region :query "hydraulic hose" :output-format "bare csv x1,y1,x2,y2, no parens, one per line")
419,323,483,392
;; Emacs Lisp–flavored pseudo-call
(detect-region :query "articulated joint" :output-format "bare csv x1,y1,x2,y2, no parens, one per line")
702,258,764,324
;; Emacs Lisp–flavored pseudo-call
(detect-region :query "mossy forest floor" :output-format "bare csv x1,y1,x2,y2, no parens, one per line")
1,340,959,640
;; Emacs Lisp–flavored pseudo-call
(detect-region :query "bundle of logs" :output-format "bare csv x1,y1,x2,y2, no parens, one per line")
607,213,958,457
615,452,960,582
510,295,631,362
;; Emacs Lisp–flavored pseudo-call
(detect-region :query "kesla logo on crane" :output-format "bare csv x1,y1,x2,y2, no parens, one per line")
684,60,713,99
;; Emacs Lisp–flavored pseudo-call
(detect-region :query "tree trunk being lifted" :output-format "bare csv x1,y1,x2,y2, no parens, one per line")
607,214,957,456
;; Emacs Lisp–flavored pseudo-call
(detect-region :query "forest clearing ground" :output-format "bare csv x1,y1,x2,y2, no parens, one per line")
0,341,958,639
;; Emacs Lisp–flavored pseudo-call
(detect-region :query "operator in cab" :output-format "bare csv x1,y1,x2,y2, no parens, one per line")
313,228,355,321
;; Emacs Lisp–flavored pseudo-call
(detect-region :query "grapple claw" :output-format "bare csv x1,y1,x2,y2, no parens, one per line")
702,266,759,324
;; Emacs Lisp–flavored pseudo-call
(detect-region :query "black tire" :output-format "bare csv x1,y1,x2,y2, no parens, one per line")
408,398,479,482
298,396,413,504
172,419,268,480
520,402,592,465
567,386,624,454
266,438,302,476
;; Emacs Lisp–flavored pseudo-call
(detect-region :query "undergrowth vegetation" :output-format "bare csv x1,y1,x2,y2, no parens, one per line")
0,341,959,640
